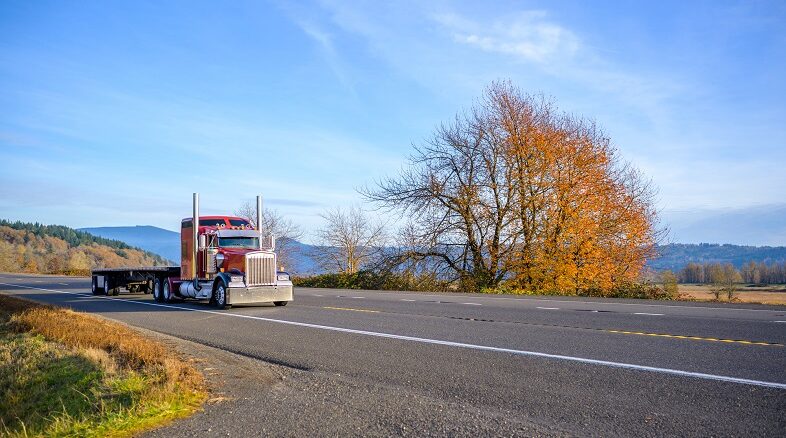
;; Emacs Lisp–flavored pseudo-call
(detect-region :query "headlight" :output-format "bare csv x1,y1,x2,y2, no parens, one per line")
276,272,290,282
215,253,225,267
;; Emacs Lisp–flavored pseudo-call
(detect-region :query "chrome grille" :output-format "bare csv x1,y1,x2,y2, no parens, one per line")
245,252,276,286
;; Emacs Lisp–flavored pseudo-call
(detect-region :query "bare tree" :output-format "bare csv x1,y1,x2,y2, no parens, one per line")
235,201,303,271
312,206,387,274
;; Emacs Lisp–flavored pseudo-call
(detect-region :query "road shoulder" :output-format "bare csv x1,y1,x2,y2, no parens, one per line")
138,328,564,437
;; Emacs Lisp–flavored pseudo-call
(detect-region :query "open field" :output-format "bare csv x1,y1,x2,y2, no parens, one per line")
679,284,786,305
0,294,205,437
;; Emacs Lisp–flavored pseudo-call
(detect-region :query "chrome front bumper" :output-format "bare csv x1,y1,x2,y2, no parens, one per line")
226,283,293,305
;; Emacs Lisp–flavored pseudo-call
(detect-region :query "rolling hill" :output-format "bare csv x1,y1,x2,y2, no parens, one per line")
80,225,180,263
0,220,169,275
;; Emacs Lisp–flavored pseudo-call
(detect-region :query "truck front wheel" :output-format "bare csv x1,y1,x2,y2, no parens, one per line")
91,276,101,295
213,282,228,309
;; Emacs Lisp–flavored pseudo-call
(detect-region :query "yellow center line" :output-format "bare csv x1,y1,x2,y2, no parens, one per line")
603,329,782,346
312,304,781,347
323,306,380,313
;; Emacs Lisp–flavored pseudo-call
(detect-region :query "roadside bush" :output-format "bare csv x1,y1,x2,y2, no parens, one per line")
480,281,676,300
295,271,676,300
293,270,451,292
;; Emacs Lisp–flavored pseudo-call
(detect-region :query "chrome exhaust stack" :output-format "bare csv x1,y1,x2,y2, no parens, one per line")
193,192,201,291
256,195,263,231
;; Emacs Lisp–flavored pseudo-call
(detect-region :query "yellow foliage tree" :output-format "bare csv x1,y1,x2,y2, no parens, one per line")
366,81,660,293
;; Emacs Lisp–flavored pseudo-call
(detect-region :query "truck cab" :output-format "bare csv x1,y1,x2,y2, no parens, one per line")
169,212,293,308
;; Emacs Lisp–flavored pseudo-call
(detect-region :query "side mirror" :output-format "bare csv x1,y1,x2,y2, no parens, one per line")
198,234,206,250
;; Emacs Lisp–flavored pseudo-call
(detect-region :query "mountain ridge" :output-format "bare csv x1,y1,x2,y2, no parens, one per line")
78,225,786,274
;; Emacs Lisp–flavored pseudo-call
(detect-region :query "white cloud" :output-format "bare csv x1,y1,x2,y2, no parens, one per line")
434,11,580,63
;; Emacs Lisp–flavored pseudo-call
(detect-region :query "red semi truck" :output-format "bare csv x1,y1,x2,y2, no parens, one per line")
90,193,293,308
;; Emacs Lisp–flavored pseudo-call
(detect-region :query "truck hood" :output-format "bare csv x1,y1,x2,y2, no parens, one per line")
218,248,276,273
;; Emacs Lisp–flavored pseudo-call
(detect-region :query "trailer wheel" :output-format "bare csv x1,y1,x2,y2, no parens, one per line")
273,301,288,307
104,277,113,296
153,278,163,302
162,279,174,303
213,282,228,309
91,276,101,295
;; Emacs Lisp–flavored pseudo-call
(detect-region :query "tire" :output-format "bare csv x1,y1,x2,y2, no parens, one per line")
153,278,163,302
91,276,101,295
104,277,113,296
213,281,228,309
162,279,173,303
273,301,288,307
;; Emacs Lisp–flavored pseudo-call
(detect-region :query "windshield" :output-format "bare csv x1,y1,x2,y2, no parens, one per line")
218,237,259,248
199,219,227,227
229,219,251,227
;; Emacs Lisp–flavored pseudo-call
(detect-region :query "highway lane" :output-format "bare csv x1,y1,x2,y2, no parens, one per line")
1,273,785,436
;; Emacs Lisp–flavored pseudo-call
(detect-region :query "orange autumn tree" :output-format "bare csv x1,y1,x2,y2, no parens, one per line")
366,81,659,293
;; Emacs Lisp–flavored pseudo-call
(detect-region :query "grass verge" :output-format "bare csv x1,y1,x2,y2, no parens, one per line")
0,294,205,437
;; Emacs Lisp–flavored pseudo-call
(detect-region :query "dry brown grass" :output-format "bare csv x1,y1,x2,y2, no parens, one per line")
3,296,202,391
678,284,786,305
0,294,205,436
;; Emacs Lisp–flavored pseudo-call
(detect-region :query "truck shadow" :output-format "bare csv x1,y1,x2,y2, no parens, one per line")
0,287,281,314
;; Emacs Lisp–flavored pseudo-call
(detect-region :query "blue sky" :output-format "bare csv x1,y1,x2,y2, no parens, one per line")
1,1,784,243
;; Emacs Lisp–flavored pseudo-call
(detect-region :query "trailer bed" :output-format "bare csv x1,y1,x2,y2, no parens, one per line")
91,266,180,295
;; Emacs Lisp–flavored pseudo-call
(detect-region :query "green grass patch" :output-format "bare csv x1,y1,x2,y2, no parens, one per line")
0,295,205,437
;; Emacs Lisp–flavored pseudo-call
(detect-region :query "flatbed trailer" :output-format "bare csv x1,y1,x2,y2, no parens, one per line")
91,266,181,296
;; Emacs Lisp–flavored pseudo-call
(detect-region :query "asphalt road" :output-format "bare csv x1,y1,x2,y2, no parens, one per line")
1,273,785,436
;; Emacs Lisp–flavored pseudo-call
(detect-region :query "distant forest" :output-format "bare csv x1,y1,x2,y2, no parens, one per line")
677,261,786,285
647,243,786,285
649,243,786,270
0,219,169,276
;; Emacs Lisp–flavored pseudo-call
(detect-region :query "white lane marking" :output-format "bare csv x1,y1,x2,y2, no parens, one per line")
351,296,365,299
2,282,786,391
537,307,560,310
315,289,783,314
59,283,69,286
401,299,416,302
775,321,786,323
462,303,482,306
634,312,664,316
313,294,323,297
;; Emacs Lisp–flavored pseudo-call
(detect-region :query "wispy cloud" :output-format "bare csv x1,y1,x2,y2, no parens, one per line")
290,16,357,97
434,11,580,64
